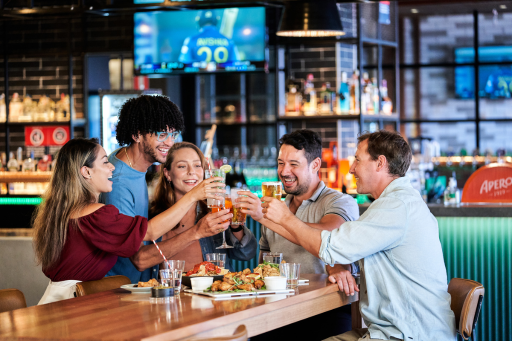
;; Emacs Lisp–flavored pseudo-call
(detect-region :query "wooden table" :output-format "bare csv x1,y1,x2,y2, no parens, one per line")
0,274,358,340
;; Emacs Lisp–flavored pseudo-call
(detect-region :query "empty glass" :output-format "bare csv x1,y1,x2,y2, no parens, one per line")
205,253,227,268
262,252,283,264
159,269,175,289
280,263,300,289
161,260,185,295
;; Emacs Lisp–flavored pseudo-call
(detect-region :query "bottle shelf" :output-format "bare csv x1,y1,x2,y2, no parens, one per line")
0,172,51,183
278,113,399,121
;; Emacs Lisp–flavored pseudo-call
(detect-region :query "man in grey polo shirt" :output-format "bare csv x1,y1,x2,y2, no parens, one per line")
239,129,359,340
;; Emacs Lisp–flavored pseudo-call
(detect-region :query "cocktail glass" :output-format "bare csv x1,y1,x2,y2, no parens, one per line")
205,169,226,208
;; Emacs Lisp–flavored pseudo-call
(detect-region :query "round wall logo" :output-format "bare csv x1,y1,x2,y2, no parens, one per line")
53,127,68,145
29,129,44,146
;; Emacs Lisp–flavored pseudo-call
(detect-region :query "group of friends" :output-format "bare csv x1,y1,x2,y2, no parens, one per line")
32,95,457,341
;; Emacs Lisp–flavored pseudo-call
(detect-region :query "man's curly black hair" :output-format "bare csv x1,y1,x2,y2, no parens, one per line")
279,129,322,164
116,95,185,146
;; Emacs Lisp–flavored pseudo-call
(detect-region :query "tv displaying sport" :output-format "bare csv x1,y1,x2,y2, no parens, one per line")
455,46,512,99
134,7,266,74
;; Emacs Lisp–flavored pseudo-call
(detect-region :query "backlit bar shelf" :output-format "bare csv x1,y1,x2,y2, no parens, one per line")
0,172,52,183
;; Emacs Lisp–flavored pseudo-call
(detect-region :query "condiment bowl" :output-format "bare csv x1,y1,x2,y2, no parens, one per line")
263,276,287,290
190,277,214,292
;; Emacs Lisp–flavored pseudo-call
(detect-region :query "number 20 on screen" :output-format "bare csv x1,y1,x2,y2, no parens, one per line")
197,46,229,63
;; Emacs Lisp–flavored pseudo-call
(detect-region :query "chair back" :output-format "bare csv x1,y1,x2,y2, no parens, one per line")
448,278,485,340
188,325,247,341
0,289,27,313
75,275,131,297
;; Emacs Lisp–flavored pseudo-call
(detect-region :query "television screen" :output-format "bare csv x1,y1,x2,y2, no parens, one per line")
455,46,512,99
134,7,266,75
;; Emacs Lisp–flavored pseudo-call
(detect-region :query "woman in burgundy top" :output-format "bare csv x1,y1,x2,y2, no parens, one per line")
33,138,226,304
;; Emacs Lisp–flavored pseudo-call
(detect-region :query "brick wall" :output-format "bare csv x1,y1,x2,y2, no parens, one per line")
0,13,133,155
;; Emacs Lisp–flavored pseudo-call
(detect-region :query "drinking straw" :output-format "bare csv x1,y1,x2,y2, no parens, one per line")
206,157,212,173
152,240,170,269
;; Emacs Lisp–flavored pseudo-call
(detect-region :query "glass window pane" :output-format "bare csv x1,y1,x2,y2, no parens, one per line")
480,121,512,154
478,11,512,63
401,67,476,120
402,14,474,65
247,73,275,122
361,3,378,39
403,122,476,155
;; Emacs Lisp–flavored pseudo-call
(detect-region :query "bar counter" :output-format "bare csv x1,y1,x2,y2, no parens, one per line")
0,274,357,340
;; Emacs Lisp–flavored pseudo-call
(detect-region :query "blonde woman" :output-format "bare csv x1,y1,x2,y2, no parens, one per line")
133,142,257,273
33,138,228,304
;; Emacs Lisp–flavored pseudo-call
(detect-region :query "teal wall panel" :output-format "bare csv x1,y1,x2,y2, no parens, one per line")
438,217,512,341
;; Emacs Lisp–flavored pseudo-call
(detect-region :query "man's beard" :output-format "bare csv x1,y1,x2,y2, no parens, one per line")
280,174,311,196
141,138,160,164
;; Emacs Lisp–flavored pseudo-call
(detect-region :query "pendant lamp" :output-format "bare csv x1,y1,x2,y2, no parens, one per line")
276,0,345,37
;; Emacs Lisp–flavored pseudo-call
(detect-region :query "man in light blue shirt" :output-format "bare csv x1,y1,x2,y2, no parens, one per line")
261,130,456,341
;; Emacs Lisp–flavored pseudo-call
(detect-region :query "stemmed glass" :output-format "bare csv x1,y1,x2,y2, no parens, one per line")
205,169,232,249
216,190,233,249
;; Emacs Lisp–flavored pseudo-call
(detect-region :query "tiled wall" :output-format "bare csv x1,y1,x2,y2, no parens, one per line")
402,12,512,153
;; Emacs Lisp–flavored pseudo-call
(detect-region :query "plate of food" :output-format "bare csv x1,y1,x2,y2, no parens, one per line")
185,268,294,298
182,261,230,287
120,278,159,293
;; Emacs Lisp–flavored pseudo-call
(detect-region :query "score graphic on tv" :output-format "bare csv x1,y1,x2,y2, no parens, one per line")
134,7,266,75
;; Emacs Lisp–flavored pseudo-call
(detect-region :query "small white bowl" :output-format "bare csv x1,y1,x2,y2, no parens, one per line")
263,276,287,290
190,277,214,292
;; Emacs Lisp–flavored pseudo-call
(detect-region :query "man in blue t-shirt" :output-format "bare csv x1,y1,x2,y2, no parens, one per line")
178,10,240,65
100,95,186,283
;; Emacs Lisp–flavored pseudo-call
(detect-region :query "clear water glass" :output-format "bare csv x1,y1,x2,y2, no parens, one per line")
280,263,300,289
205,253,227,268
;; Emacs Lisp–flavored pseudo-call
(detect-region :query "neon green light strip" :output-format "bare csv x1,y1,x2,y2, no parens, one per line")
0,197,43,205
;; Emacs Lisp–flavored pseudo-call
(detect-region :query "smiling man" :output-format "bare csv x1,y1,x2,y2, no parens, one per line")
241,129,359,340
261,130,456,341
100,95,185,284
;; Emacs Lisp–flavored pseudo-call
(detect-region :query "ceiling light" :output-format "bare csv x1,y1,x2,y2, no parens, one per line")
500,4,507,9
411,9,419,14
277,0,345,37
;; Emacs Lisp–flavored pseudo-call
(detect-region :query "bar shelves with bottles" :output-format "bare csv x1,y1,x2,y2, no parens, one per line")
194,69,279,197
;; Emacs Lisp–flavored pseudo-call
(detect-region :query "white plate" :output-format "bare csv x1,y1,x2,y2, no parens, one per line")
298,278,309,284
120,284,152,293
184,288,295,299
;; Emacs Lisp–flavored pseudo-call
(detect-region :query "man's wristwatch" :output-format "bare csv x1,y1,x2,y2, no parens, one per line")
230,225,244,232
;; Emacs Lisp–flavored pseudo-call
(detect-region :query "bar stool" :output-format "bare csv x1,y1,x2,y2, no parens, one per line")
75,275,131,297
0,289,27,313
188,325,247,341
447,278,485,341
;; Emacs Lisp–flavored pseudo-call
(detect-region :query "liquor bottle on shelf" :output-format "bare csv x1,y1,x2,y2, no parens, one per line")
23,151,36,172
302,74,317,116
318,82,335,114
337,72,350,114
16,147,23,170
362,73,373,114
0,94,6,122
0,153,5,171
37,155,51,172
285,81,302,116
349,70,360,114
9,93,23,122
36,94,54,122
55,93,72,122
381,79,393,115
371,78,380,115
7,152,18,172
19,94,36,122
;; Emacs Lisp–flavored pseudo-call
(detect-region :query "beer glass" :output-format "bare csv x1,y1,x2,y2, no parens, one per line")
230,188,247,226
262,181,283,200
205,169,226,208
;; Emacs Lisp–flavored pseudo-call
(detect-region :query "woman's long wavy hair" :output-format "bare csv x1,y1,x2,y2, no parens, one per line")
149,142,207,219
33,138,100,271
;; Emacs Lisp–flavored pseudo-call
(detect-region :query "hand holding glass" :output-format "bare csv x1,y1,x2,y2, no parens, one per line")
231,188,248,226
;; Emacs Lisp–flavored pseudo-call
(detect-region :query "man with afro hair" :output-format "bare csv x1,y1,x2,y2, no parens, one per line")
100,95,185,283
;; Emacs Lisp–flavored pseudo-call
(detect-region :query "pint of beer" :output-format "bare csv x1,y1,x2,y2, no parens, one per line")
262,182,283,200
230,188,247,225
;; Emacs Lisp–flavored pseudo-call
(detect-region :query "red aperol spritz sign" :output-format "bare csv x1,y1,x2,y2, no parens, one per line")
461,163,512,203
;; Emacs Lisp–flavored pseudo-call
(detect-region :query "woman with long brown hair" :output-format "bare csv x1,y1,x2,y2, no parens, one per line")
33,138,227,304
140,142,256,272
